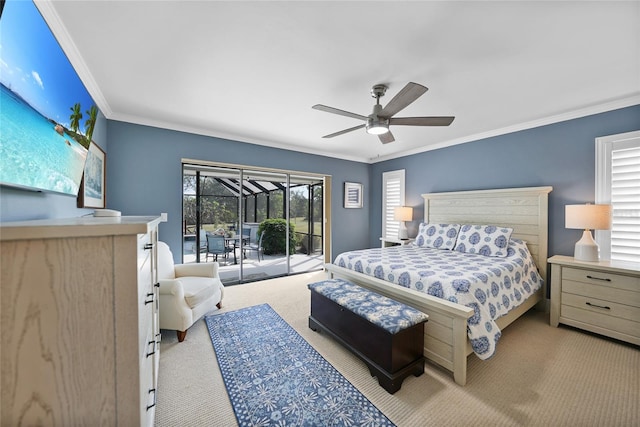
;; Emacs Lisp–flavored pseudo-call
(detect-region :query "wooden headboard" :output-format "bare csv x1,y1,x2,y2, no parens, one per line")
422,186,553,286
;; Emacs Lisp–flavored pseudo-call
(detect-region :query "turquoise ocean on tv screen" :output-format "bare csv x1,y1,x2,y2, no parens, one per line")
0,83,88,196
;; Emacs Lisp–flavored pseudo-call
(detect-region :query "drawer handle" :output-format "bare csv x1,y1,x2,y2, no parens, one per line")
586,302,611,310
146,388,157,411
154,282,160,288
144,243,154,250
586,275,611,282
144,292,154,305
146,340,157,357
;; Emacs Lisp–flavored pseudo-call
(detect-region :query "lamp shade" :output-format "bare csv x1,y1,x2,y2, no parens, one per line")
394,206,413,222
565,204,611,230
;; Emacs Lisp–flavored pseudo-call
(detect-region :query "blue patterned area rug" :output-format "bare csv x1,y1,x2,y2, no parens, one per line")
205,303,396,426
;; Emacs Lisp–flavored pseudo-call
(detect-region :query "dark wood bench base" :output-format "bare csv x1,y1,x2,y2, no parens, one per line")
309,290,425,394
309,316,424,394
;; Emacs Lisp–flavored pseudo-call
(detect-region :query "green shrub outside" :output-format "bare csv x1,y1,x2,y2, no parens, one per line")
258,219,297,255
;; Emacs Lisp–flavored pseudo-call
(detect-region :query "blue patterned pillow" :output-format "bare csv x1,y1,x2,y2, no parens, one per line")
454,224,513,257
415,223,460,250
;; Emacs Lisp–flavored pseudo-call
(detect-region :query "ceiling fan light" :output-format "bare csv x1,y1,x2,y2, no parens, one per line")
366,118,389,135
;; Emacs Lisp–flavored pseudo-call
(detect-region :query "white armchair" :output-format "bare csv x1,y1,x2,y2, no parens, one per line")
157,241,224,342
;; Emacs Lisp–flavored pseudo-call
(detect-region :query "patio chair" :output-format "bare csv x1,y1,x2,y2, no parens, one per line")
244,231,264,261
198,229,208,254
242,227,251,241
206,234,232,263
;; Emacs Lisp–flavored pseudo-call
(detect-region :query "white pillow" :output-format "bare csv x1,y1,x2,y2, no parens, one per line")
454,224,513,257
415,223,460,250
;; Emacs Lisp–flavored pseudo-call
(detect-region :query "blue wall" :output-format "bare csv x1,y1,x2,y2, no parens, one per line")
3,105,638,272
369,105,640,264
105,121,370,259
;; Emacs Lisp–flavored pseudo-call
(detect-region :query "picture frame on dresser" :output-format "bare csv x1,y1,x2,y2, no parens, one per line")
78,141,106,208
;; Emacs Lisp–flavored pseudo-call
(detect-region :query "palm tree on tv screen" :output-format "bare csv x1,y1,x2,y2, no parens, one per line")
85,104,98,142
69,103,82,133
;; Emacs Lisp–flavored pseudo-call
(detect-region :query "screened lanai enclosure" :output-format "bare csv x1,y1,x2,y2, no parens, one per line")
182,163,326,284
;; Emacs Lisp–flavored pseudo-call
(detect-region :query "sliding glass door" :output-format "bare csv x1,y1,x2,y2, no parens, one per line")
182,163,325,285
240,169,288,280
182,166,241,281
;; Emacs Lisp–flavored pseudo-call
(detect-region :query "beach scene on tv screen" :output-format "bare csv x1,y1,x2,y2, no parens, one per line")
0,0,98,196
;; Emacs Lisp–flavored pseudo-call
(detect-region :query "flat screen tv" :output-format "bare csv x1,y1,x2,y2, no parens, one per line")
0,0,98,197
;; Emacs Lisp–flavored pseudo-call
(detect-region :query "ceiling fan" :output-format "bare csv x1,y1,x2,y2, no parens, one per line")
312,82,454,144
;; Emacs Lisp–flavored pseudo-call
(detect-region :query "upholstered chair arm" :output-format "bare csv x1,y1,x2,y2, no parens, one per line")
158,278,185,298
174,262,219,279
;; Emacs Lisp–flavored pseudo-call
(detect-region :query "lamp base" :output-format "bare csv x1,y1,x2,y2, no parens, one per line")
574,229,600,262
398,223,409,240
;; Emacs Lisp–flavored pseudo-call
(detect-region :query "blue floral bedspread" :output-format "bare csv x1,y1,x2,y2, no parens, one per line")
333,239,543,360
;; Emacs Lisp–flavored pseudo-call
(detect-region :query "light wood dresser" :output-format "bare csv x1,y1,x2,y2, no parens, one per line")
1,216,164,426
548,255,640,345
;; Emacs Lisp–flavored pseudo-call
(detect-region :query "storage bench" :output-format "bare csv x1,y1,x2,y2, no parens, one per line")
308,278,428,393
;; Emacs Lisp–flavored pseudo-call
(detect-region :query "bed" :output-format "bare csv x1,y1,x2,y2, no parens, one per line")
325,186,553,386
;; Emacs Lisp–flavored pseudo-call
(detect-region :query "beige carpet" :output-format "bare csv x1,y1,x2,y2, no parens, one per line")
155,271,639,426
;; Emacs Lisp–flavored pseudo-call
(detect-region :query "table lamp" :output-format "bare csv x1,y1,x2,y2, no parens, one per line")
565,204,611,262
394,206,413,240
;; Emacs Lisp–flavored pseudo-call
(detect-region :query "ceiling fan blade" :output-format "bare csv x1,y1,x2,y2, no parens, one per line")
390,116,455,126
312,104,368,121
322,124,366,138
379,82,428,118
378,131,395,144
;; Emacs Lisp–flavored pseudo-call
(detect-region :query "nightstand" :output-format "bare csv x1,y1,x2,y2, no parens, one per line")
548,255,640,345
379,237,414,248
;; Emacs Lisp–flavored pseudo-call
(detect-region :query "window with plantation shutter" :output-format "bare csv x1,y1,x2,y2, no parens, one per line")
595,131,640,263
382,170,405,240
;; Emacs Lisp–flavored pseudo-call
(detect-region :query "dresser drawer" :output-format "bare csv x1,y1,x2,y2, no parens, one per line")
138,265,154,303
139,342,156,427
139,295,155,356
138,232,152,271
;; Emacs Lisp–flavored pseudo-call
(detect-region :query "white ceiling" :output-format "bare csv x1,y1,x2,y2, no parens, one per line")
38,1,640,163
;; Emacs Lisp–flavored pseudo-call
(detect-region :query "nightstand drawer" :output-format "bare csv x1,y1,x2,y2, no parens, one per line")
562,280,640,307
563,267,640,292
561,292,640,323
561,304,640,340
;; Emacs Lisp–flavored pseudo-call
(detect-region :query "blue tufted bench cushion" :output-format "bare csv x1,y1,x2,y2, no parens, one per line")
308,278,428,334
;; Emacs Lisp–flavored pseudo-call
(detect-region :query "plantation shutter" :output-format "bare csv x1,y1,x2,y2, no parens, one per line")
610,145,640,263
382,170,405,240
595,131,640,263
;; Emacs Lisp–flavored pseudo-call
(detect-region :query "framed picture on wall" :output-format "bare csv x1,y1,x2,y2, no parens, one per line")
78,141,106,208
344,182,363,208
